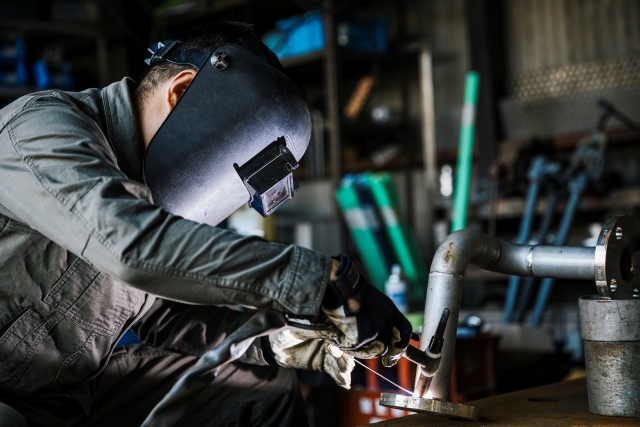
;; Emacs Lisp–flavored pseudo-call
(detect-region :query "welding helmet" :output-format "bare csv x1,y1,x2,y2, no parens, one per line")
142,36,310,225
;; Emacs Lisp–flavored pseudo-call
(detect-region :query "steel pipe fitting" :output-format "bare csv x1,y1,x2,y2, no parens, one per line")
381,215,640,420
415,229,595,400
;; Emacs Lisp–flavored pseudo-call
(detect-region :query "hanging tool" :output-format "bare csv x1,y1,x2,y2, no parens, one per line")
344,75,378,121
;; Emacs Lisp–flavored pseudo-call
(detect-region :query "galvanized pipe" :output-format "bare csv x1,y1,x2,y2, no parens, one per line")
579,296,640,417
415,229,595,399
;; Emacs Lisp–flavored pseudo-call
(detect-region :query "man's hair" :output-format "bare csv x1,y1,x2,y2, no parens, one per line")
134,21,282,103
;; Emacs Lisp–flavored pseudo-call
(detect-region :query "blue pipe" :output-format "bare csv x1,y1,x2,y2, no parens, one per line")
502,161,544,324
513,188,561,323
530,174,587,326
514,277,536,323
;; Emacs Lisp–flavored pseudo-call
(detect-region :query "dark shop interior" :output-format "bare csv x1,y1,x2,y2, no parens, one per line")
1,1,640,426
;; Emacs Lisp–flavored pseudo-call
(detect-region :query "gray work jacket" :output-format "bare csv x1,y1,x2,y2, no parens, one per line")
0,78,330,398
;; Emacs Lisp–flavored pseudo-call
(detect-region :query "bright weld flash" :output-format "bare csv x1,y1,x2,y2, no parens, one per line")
414,391,433,398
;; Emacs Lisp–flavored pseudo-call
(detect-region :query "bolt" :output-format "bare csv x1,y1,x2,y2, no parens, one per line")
211,52,228,70
610,278,617,292
634,289,640,299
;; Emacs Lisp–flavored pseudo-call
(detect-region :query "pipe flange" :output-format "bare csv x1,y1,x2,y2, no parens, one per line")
379,393,479,421
594,215,640,300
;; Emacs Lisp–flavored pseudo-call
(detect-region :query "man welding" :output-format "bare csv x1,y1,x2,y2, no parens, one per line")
0,22,411,426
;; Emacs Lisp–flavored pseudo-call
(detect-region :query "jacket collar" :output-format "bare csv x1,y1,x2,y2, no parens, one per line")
101,78,146,183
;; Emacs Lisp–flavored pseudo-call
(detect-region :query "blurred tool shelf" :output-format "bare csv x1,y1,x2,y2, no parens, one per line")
340,121,405,134
0,18,101,38
470,185,640,220
552,127,640,149
280,50,326,69
154,0,298,32
293,146,462,181
314,126,640,180
0,87,38,99
281,48,420,70
499,127,640,164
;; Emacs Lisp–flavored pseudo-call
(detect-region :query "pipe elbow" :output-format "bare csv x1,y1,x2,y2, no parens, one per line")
432,229,501,275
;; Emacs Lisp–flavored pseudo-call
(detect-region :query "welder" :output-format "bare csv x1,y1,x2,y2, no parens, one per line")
0,22,411,426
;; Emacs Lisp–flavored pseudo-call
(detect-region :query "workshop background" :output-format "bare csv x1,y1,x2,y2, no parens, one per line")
1,0,640,425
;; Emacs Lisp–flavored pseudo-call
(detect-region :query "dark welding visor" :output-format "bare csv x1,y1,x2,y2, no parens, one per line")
143,40,310,225
234,136,300,217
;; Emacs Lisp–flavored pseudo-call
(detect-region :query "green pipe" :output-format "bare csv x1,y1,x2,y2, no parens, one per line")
335,177,390,291
366,173,430,304
451,72,480,232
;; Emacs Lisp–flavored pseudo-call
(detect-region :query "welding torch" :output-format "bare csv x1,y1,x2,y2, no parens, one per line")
402,308,450,378
287,307,451,379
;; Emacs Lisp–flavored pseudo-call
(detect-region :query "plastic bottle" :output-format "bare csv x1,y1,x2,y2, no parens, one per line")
385,264,409,313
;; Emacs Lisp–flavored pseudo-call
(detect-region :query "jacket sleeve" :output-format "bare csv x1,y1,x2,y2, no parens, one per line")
132,299,271,366
0,94,330,316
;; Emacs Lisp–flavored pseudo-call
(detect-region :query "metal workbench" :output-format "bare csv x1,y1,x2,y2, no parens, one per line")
365,378,638,426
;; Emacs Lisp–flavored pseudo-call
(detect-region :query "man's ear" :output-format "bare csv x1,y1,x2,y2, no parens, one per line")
166,69,197,110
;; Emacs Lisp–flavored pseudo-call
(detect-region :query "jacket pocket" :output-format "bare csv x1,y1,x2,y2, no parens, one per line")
52,330,96,386
0,308,47,392
44,258,143,336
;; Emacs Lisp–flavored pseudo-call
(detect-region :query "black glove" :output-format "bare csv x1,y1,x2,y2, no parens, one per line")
321,255,412,366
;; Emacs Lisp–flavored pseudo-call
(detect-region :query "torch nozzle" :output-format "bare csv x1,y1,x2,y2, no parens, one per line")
428,308,450,355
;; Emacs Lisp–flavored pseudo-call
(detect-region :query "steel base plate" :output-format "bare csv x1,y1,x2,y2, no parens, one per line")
379,393,480,421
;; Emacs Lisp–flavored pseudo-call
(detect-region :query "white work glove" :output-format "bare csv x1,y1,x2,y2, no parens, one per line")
267,327,355,389
320,255,413,367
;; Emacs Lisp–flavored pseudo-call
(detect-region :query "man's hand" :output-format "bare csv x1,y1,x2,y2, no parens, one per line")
265,328,355,389
321,255,412,367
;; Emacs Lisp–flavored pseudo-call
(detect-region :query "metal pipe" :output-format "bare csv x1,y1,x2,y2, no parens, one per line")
415,229,594,399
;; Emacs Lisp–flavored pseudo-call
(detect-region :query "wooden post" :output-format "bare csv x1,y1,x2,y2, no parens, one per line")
322,0,341,186
419,45,437,260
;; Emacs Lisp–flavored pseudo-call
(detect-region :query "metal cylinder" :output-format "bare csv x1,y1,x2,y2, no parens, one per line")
493,243,595,280
579,296,640,417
